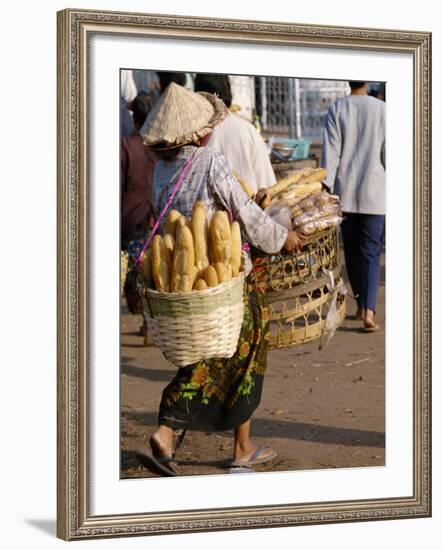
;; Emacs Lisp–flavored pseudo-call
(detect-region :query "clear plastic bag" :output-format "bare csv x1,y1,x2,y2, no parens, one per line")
319,271,347,350
264,203,293,230
312,190,332,208
318,201,340,216
292,209,320,227
294,214,343,235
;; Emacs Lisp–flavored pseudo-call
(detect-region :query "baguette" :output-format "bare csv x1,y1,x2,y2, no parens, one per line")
140,248,153,289
170,219,196,292
193,278,208,291
296,168,327,186
267,168,314,199
163,233,175,259
210,211,231,265
271,181,323,204
191,201,210,277
233,171,254,199
165,209,182,237
267,194,307,209
151,235,171,292
215,262,230,283
204,265,219,287
230,221,242,277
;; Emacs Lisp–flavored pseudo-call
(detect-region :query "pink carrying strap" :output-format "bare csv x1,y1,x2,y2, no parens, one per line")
136,150,198,266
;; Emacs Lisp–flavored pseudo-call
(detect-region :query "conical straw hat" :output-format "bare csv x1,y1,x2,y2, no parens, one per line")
141,82,228,148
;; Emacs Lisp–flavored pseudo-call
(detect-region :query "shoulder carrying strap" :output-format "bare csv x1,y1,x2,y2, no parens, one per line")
136,149,198,266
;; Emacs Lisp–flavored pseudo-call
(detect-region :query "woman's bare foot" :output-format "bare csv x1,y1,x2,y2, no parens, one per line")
136,426,178,476
150,425,174,458
234,440,256,462
233,419,276,465
363,309,379,332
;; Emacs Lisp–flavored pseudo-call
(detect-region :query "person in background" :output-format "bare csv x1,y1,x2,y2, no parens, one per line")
194,73,276,193
121,91,156,249
120,69,138,137
121,92,158,340
120,69,138,103
321,81,385,332
158,71,187,94
133,69,161,100
368,82,386,102
120,95,134,137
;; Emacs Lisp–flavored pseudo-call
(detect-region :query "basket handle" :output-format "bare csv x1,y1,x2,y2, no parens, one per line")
136,149,198,267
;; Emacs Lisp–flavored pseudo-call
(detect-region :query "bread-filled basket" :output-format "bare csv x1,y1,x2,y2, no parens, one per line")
140,272,245,367
137,203,245,367
250,167,347,350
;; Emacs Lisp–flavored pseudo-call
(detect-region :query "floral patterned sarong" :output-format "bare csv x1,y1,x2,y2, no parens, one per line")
158,285,269,432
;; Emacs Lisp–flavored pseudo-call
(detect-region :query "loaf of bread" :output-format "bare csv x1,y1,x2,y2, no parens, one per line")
297,168,327,186
230,221,242,277
152,235,171,292
272,181,323,204
233,171,254,199
204,265,219,287
163,233,175,259
266,168,314,199
170,219,196,293
295,214,342,235
140,248,153,289
215,262,230,284
165,209,182,237
193,278,208,291
191,201,209,278
210,211,231,265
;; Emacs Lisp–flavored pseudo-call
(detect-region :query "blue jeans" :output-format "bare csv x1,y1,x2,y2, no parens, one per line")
341,213,385,313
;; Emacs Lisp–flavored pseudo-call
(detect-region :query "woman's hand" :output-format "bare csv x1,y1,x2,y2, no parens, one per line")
283,231,304,253
254,187,271,209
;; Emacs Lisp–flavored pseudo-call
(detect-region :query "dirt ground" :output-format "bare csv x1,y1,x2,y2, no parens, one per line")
121,255,385,478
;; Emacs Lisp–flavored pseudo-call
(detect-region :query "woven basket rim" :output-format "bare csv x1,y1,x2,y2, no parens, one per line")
144,270,245,300
251,226,336,260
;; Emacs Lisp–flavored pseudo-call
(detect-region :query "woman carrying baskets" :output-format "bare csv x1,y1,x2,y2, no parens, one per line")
136,82,303,476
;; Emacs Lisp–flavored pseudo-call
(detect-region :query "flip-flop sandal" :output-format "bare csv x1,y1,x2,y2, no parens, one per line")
228,466,256,474
135,449,178,477
230,446,277,468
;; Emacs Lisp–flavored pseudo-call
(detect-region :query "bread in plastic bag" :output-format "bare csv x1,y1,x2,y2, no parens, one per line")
294,214,343,235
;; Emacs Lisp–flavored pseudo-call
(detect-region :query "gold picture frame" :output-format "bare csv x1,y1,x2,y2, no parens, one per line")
57,8,431,540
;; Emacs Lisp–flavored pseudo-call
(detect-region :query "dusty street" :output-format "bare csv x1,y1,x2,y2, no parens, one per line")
121,255,385,478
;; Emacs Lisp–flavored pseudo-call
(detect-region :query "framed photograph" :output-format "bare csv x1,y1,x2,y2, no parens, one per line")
57,8,431,540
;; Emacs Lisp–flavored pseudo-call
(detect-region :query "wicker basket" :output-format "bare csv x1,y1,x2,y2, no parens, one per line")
248,227,346,350
249,228,340,293
140,272,245,367
260,268,346,350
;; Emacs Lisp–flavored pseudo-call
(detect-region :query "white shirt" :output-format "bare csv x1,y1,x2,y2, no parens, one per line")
120,69,137,103
209,113,276,193
229,75,255,120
